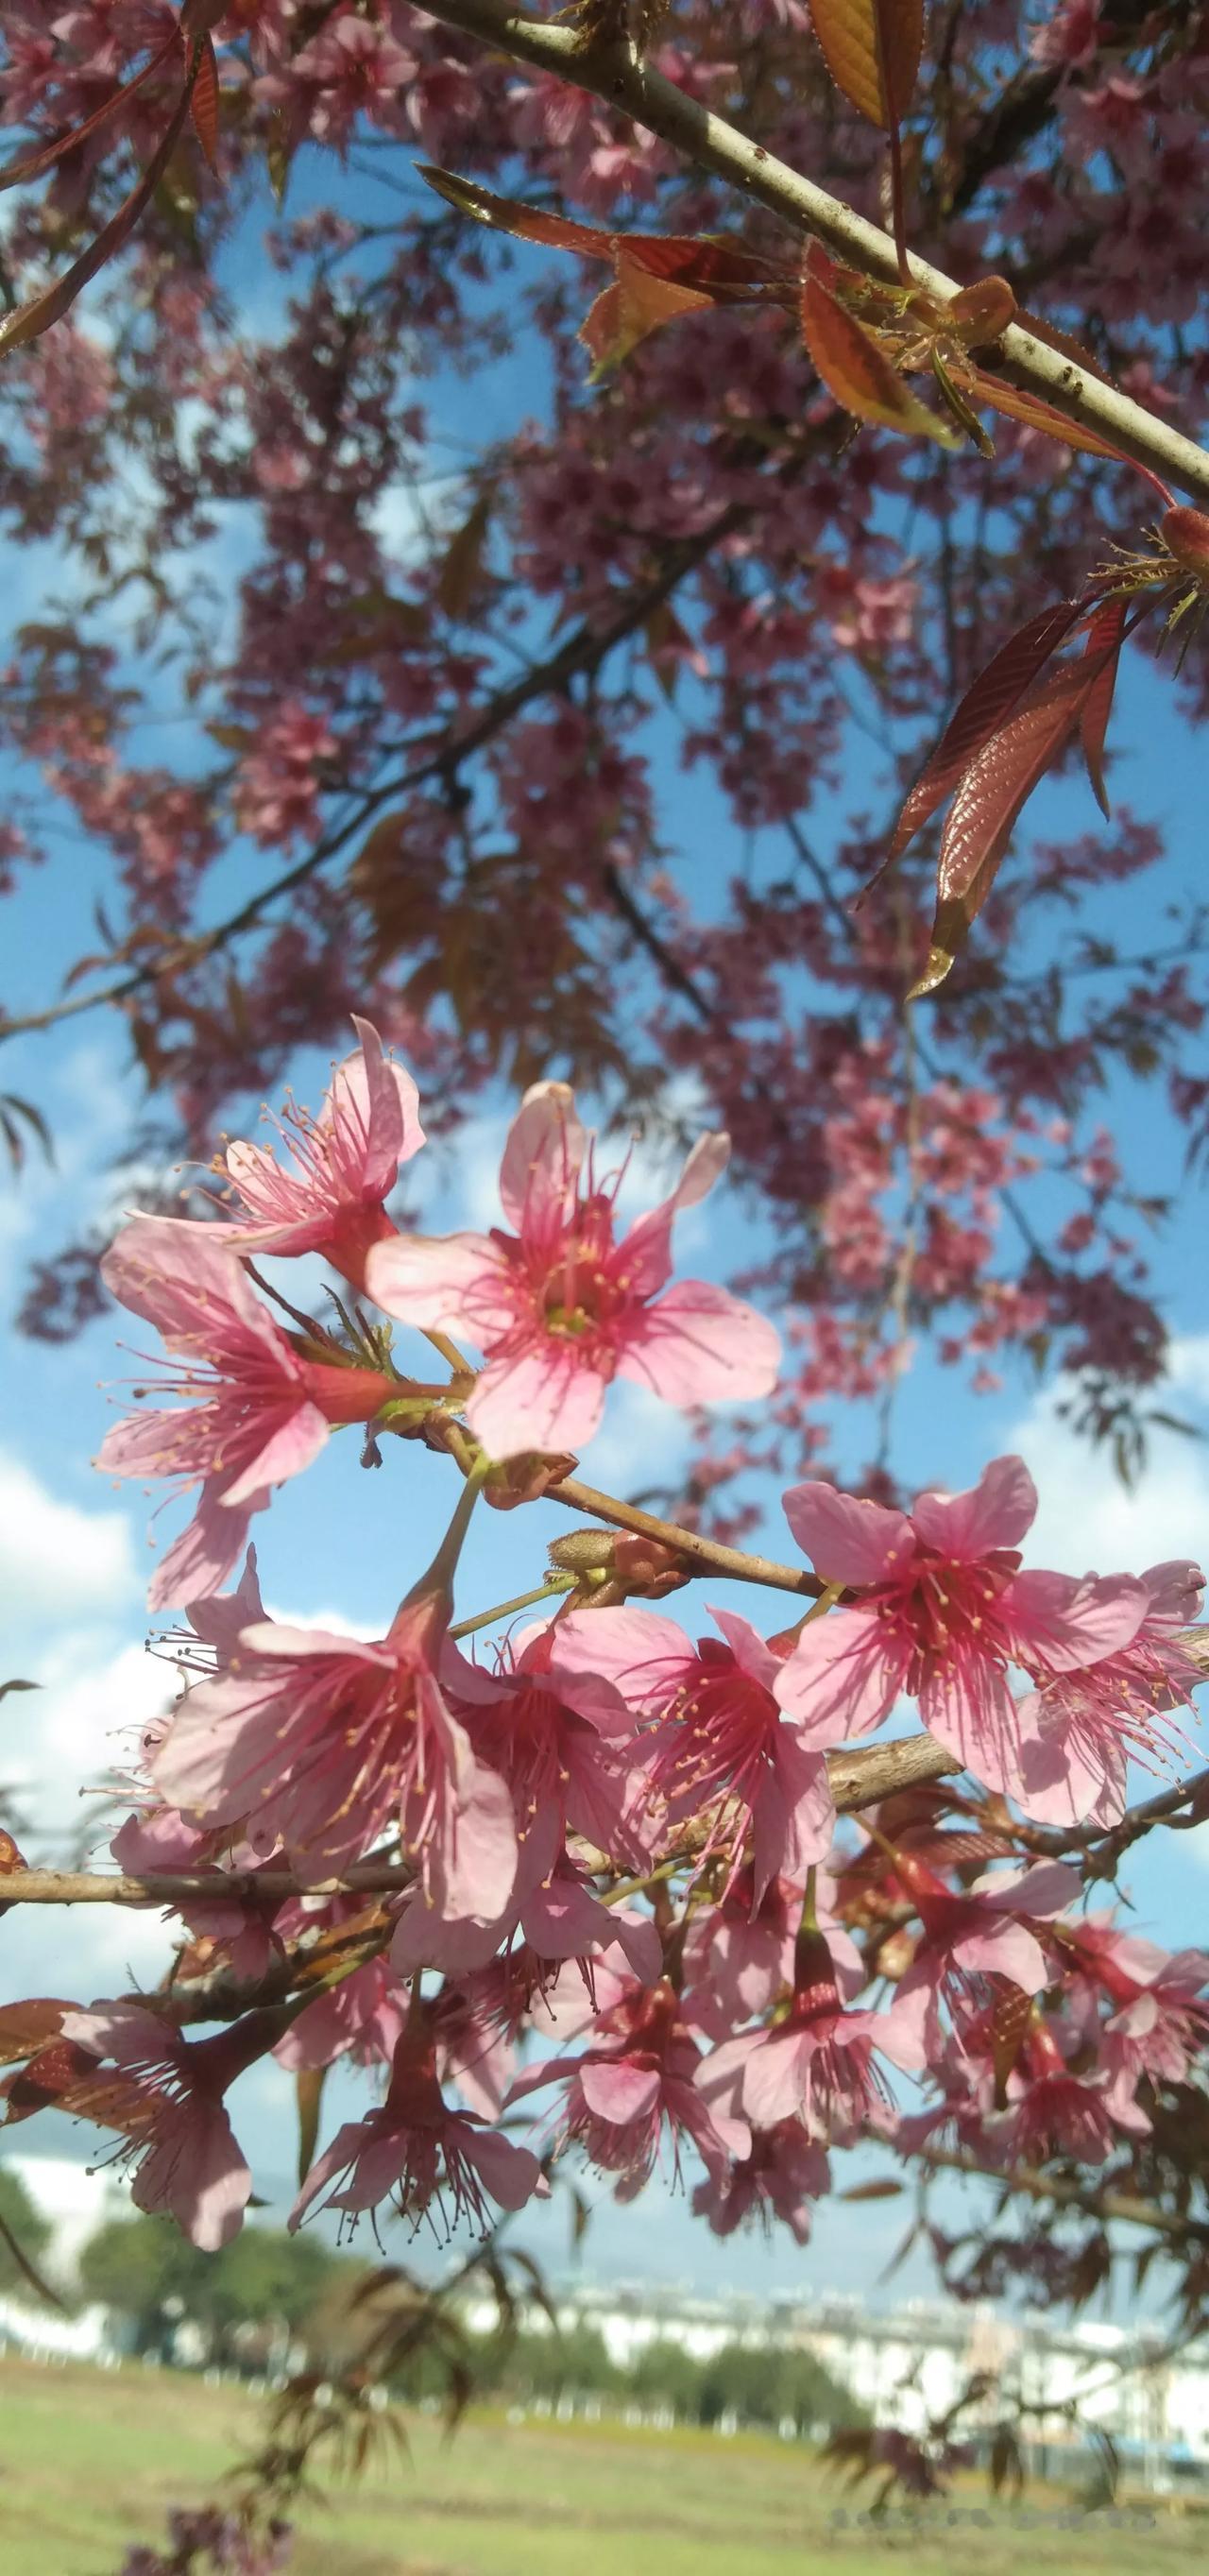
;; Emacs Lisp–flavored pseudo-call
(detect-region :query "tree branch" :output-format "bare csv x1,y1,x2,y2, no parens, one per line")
403,5,1209,506
916,2141,1209,2244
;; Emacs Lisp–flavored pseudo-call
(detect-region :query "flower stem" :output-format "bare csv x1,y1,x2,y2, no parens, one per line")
450,1575,575,1641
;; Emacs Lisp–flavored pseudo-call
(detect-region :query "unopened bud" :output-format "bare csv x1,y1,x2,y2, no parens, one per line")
484,1449,578,1510
547,1528,690,1599
1162,506,1209,581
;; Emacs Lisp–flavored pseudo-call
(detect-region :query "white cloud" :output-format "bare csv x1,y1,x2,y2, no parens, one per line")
1005,1342,1209,1580
0,1450,138,1632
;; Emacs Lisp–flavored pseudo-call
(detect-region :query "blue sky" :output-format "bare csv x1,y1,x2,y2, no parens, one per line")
2,147,1208,2306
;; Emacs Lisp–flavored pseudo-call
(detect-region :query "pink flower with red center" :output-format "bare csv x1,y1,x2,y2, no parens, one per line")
696,1929,927,2144
213,1015,424,1285
989,2014,1150,2166
289,2018,544,2241
1013,1560,1206,1826
775,1458,1149,1812
508,1976,750,2197
548,1602,835,1904
365,1081,780,1458
60,2001,254,2250
97,1222,401,1608
888,1852,1081,2057
692,2122,830,2245
680,1868,864,2040
451,1618,649,1898
151,1591,518,1909
1060,1917,1209,2086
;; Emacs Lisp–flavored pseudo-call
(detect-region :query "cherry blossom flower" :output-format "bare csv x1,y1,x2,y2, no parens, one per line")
550,1601,834,1903
889,1854,1081,2056
696,1929,927,2144
365,1082,780,1458
987,2013,1150,2166
1013,1560,1206,1826
775,1458,1149,1812
152,1592,518,1908
508,1976,750,2195
290,2020,543,2238
1061,1917,1209,2086
451,1618,649,1897
60,2002,253,2250
97,1223,400,1608
692,2122,829,2243
214,1016,424,1283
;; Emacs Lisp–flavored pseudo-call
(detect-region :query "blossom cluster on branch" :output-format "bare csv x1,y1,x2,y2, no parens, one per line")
3,1025,1205,2302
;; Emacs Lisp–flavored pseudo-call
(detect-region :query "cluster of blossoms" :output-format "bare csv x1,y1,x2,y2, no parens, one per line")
8,1024,1205,2275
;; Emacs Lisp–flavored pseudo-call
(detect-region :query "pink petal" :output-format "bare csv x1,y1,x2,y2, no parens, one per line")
741,2033,808,2127
467,1341,608,1459
147,1484,255,1613
1014,1709,1125,1827
547,1607,695,1714
1003,1570,1149,1674
219,1401,331,1506
135,2099,251,2251
101,1216,286,1365
63,2002,177,2067
920,1659,1025,1798
498,1082,586,1235
782,1482,912,1587
911,1454,1037,1559
951,1915,1049,1993
463,2125,544,2211
619,1132,730,1298
578,2057,662,2124
973,1859,1081,1919
707,1606,781,1693
755,1736,835,1902
333,1015,425,1192
619,1281,780,1407
774,1607,906,1743
186,1546,265,1657
864,1989,929,2073
366,1230,516,1339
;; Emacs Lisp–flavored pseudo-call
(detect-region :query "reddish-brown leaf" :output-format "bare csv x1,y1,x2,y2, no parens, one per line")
802,255,960,449
885,596,1082,863
0,34,178,194
189,31,221,174
582,257,715,369
810,0,925,129
1079,596,1128,817
912,646,1116,996
967,370,1128,466
296,2064,326,2187
0,1999,72,2064
615,234,789,298
418,166,612,258
0,74,197,355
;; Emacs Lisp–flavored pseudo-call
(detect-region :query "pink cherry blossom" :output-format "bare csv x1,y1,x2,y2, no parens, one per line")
550,1601,834,1903
152,1592,518,1908
890,1854,1081,2057
692,2122,829,2244
1061,1917,1209,2086
1013,1560,1206,1826
775,1458,1149,1811
213,1016,424,1284
450,1618,649,1898
988,2014,1151,2166
696,1929,927,2144
365,1082,780,1458
289,2018,544,2239
508,1975,750,2196
60,2002,252,2250
97,1221,400,1607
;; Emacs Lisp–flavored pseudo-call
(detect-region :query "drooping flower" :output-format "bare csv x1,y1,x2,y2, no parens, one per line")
548,1602,835,1904
508,1975,750,2196
289,2017,544,2238
695,1928,927,2144
1059,1915,1209,2087
60,2001,253,2250
986,2011,1151,2166
152,1591,518,1909
97,1223,401,1607
214,1015,424,1283
775,1458,1149,1812
365,1081,780,1458
692,2123,830,2245
451,1617,650,1898
1013,1560,1206,1825
889,1854,1081,2056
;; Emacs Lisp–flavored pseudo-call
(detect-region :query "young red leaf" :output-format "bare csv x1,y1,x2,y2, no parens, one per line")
912,643,1120,997
418,166,613,258
0,2000,73,2065
0,74,197,356
582,256,715,369
189,31,221,175
883,596,1083,864
1079,597,1128,817
802,257,961,449
617,235,789,298
967,371,1130,467
810,0,925,130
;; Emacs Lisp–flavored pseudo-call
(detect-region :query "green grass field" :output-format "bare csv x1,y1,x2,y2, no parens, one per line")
1,2356,1205,2576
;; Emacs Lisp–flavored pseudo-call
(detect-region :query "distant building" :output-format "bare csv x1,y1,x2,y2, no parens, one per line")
2,2149,130,2276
